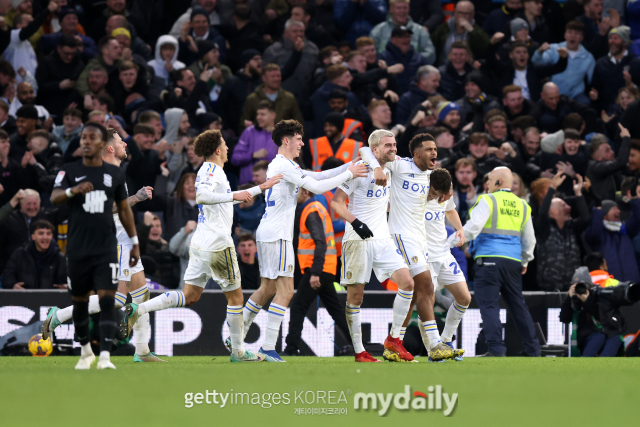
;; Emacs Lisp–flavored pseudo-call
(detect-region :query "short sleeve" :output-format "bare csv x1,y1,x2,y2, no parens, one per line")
113,169,127,202
53,168,70,190
445,197,456,211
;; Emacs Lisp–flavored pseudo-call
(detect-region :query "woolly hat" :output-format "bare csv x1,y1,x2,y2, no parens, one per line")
609,26,631,46
196,40,217,59
571,266,593,285
466,70,486,92
190,7,210,23
58,7,78,22
111,27,131,40
436,102,459,121
601,200,618,217
510,18,529,35
240,49,261,67
324,112,345,130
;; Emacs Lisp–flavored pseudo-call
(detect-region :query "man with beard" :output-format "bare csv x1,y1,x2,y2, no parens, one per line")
502,85,535,122
8,82,50,124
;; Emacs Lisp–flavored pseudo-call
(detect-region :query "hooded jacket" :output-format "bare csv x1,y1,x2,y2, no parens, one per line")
148,35,186,85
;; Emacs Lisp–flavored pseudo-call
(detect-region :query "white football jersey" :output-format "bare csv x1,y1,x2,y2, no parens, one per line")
190,162,235,251
113,183,131,247
424,196,456,261
256,155,304,243
386,157,432,241
339,162,391,241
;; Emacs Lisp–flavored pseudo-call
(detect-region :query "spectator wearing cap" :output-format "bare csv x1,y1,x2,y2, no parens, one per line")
39,7,98,62
531,21,595,106
395,65,439,125
586,199,640,282
148,35,186,86
486,38,569,102
231,100,278,185
455,70,500,133
587,127,631,202
333,0,387,46
515,0,551,45
36,35,85,120
240,63,303,133
178,7,227,66
378,26,430,95
9,105,37,163
370,0,435,63
217,49,263,135
2,1,56,83
483,0,523,37
2,219,66,289
263,18,319,104
304,111,363,171
431,1,490,66
219,4,266,72
307,64,362,138
535,171,590,291
590,26,640,112
533,82,597,134
437,41,474,103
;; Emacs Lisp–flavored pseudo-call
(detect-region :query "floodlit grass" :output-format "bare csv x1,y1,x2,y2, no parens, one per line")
1,356,638,426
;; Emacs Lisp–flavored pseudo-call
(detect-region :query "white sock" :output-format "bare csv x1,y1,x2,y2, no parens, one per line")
131,285,151,355
114,292,127,309
99,350,110,361
400,327,406,341
346,303,365,354
262,303,286,351
56,305,73,323
242,299,262,340
418,318,431,356
80,343,93,357
423,320,442,349
442,301,468,342
88,295,101,314
138,291,185,316
227,305,244,357
390,289,413,338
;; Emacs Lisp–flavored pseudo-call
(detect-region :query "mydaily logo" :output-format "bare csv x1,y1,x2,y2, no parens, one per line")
354,385,458,416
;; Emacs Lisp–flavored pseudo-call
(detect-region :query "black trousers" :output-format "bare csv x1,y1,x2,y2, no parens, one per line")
473,257,540,356
285,269,352,352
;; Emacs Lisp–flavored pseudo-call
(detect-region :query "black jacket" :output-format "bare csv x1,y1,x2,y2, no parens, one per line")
532,95,597,134
438,61,473,102
591,53,640,111
138,222,180,289
559,289,602,350
586,136,630,202
2,242,66,289
164,80,212,122
35,50,85,119
455,94,501,132
216,71,262,135
619,99,640,141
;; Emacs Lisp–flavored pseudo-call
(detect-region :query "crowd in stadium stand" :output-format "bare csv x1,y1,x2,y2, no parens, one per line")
1,0,640,298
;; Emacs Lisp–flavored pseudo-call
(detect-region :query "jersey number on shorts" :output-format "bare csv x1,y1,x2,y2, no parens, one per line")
82,190,107,213
449,261,460,275
266,188,275,207
110,263,118,284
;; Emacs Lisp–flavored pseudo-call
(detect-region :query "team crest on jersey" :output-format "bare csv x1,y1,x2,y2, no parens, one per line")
103,174,112,187
54,171,65,185
123,269,129,277
411,256,418,263
288,265,293,272
346,271,352,279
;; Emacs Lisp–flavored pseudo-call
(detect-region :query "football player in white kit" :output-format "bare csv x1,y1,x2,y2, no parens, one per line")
238,120,368,362
330,130,417,363
121,130,282,362
423,183,471,361
42,129,164,362
359,132,461,361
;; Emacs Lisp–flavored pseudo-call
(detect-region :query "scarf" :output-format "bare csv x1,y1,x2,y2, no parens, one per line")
603,220,624,233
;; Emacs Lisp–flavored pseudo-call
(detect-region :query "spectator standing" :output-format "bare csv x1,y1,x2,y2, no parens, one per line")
370,0,435,63
395,65,440,126
306,112,363,171
165,68,213,121
234,183,265,235
170,0,222,38
138,211,179,288
125,124,164,211
587,126,630,202
483,0,523,37
231,100,278,185
535,171,590,291
74,36,123,97
409,0,444,33
517,0,550,45
2,219,66,289
333,0,387,46
378,26,430,95
533,82,597,134
147,35,186,86
438,41,474,103
165,172,198,240
577,0,615,59
501,85,535,122
456,70,501,132
38,7,98,62
0,129,28,206
9,105,37,163
50,107,82,155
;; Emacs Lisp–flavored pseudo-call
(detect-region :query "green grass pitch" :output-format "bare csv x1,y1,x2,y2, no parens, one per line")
1,356,638,426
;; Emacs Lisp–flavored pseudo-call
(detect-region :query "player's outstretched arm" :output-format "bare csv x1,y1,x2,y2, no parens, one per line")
51,182,94,205
445,209,465,247
111,186,153,213
300,163,368,194
303,158,358,180
331,188,374,239
359,147,388,186
116,198,140,267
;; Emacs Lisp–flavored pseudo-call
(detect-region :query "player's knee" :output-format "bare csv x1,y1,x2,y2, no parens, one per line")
458,292,472,307
279,287,295,303
99,295,115,312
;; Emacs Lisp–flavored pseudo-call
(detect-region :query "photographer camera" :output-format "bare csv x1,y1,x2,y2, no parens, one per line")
560,253,640,357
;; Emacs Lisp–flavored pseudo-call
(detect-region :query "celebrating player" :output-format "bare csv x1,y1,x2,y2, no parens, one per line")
238,120,368,362
359,132,461,361
50,123,139,370
420,182,471,361
121,130,281,362
43,129,163,362
329,130,413,362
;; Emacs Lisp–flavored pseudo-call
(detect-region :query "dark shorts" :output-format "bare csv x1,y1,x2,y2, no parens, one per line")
67,252,118,297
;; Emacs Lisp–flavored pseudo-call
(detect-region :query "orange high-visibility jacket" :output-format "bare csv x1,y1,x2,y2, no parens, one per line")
298,201,337,275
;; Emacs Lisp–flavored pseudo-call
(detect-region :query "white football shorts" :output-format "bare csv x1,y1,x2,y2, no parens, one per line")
429,253,466,291
257,239,295,280
183,246,241,291
392,234,429,277
116,244,144,282
340,238,407,285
